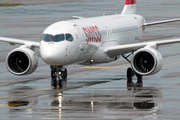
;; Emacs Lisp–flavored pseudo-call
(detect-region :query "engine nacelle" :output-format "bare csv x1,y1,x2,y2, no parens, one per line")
6,46,38,75
131,47,163,76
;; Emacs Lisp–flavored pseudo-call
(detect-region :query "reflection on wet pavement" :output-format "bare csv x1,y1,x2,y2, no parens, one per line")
5,81,162,120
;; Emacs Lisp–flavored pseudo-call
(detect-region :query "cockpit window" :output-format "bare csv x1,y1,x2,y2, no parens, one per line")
54,34,65,42
66,34,73,42
40,34,45,41
43,34,53,42
41,33,73,42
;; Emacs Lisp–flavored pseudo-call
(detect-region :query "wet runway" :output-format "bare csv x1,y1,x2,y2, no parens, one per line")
0,0,180,119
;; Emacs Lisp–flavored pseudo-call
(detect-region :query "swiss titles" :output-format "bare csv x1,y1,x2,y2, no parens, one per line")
82,25,101,44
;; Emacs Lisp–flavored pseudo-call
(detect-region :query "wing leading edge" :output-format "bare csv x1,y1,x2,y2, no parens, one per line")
0,37,40,48
104,38,180,58
143,18,180,26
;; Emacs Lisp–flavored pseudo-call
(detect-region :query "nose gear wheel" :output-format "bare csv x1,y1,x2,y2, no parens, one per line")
50,66,67,88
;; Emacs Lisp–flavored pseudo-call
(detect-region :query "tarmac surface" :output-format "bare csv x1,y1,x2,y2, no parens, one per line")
0,0,180,119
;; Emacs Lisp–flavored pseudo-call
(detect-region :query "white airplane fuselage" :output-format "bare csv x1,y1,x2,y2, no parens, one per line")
40,14,145,66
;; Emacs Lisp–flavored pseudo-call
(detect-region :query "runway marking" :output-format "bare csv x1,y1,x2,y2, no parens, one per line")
81,62,180,69
0,87,53,99
81,66,129,69
164,62,180,67
0,104,8,107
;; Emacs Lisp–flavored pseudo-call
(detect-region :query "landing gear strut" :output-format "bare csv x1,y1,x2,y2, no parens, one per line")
122,53,143,83
50,66,67,88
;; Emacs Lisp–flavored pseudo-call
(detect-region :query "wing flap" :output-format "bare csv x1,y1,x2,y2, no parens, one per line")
105,38,180,58
0,37,40,47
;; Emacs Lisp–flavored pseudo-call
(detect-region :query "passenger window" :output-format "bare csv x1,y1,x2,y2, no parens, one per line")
66,34,73,42
53,34,65,42
43,34,53,42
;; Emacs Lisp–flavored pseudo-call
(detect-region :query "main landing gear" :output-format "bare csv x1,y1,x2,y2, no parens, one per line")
127,67,143,90
122,53,143,83
127,67,143,83
50,65,67,88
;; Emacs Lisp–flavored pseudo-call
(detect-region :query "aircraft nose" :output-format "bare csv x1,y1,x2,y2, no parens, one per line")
40,42,66,65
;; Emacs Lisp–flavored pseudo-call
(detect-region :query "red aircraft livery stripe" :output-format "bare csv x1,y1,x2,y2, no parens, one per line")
125,0,136,5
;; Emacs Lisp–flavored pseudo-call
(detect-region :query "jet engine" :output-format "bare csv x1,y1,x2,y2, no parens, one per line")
131,47,163,76
6,46,38,75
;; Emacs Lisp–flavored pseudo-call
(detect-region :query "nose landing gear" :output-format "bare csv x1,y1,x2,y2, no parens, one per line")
50,66,67,88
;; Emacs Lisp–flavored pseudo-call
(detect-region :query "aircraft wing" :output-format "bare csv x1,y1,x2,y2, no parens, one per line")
143,18,180,26
104,38,180,58
0,37,40,47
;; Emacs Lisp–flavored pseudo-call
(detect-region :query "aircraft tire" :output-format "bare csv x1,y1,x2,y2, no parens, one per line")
52,79,57,88
62,68,67,81
51,71,56,80
127,67,133,82
136,74,143,83
59,79,62,87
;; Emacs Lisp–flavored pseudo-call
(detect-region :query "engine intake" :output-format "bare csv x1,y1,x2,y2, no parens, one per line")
131,47,163,76
6,46,38,75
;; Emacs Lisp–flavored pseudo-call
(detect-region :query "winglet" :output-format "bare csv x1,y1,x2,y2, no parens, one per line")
121,0,136,14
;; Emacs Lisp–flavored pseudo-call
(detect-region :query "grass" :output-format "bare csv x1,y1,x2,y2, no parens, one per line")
0,3,23,7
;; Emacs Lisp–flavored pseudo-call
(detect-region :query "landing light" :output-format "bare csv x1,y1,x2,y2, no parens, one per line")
90,60,95,63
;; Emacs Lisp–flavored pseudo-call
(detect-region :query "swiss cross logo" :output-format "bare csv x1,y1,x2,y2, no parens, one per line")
82,25,101,44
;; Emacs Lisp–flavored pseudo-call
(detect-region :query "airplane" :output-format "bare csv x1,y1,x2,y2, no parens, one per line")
0,0,180,87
